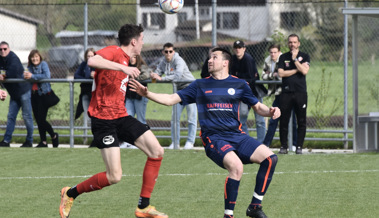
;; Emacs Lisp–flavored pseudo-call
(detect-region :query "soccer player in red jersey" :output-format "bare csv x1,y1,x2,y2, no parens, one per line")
59,24,168,218
130,47,280,218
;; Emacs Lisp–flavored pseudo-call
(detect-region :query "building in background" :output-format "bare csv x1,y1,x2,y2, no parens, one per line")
0,7,42,64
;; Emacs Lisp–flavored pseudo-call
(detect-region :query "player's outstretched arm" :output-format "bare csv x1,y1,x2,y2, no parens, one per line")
129,80,181,106
252,102,281,120
88,55,140,79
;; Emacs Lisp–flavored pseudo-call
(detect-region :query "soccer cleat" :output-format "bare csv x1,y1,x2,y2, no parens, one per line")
278,147,288,154
60,187,74,218
295,147,303,154
135,205,168,218
246,205,267,218
224,214,234,218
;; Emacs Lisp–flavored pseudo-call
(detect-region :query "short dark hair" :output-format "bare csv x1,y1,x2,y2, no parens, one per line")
268,44,280,51
28,49,43,67
118,24,144,46
210,47,232,62
163,42,174,50
288,33,300,41
0,41,9,47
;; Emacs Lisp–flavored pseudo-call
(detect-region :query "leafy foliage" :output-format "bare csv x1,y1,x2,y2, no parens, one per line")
311,68,342,128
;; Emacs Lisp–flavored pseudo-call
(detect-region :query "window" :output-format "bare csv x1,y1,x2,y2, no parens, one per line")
217,12,239,30
178,13,187,25
280,12,310,30
142,13,166,30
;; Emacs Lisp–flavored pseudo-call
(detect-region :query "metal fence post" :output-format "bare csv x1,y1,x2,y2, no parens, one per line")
172,81,179,149
69,79,75,148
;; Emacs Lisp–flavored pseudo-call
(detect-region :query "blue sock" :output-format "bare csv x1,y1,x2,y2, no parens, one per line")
251,154,278,206
224,177,240,214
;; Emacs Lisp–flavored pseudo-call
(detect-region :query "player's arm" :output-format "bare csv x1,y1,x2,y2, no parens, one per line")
252,102,281,120
88,55,140,79
129,79,181,106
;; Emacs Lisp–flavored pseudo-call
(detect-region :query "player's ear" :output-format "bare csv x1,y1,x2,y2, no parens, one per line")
131,38,136,46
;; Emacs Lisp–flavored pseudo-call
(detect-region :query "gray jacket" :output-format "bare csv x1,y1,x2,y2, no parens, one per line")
153,52,194,90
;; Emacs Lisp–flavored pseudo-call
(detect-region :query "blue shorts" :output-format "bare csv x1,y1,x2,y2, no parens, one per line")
200,132,262,168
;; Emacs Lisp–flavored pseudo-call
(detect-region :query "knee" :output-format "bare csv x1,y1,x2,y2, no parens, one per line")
107,171,123,184
269,154,278,168
150,146,165,158
227,163,244,180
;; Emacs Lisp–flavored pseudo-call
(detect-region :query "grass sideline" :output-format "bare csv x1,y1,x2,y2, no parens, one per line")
0,148,378,218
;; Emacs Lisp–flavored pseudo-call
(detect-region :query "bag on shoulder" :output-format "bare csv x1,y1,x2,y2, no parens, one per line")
43,90,60,108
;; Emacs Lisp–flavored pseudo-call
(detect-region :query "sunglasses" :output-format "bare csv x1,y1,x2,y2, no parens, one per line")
164,50,173,54
0,48,7,51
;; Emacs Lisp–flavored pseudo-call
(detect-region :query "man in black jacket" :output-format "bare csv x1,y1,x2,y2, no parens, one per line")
0,41,33,147
230,40,267,142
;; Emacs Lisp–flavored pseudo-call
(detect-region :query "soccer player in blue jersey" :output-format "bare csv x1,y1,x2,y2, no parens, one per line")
129,47,280,218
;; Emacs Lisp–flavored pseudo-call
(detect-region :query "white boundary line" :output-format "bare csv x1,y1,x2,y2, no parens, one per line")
1,169,378,180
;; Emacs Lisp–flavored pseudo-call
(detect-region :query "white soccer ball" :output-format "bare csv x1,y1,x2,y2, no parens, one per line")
158,0,184,14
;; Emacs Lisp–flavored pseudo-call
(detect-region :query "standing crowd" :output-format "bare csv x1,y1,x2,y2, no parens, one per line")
0,25,311,218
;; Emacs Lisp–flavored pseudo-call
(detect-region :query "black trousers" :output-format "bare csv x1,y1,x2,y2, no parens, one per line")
32,92,55,142
279,92,307,148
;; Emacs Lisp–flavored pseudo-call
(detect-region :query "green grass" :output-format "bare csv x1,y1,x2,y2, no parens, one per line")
0,148,378,217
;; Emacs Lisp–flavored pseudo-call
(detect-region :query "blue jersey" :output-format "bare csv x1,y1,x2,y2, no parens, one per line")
177,75,259,135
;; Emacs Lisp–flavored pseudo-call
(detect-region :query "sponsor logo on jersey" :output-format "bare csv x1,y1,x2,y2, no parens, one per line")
103,135,115,145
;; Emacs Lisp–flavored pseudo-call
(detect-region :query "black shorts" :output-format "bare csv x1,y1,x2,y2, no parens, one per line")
91,116,150,149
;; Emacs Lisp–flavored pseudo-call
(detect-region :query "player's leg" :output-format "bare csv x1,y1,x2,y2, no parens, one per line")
223,151,243,218
201,134,240,218
133,128,167,217
247,144,278,218
60,118,120,218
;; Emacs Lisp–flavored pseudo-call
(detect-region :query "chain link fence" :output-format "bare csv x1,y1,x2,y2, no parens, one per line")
0,0,378,147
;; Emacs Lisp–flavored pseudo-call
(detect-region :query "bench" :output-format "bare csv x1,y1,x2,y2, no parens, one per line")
357,114,379,151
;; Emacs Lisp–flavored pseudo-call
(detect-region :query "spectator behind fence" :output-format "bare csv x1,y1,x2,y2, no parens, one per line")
278,34,310,154
24,50,59,148
0,89,7,101
125,55,151,124
74,48,95,123
261,44,297,148
129,47,280,218
0,41,34,147
150,42,197,149
230,40,267,142
59,24,168,218
120,55,151,149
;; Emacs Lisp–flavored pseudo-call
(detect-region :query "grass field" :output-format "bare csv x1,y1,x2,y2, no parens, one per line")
0,148,378,218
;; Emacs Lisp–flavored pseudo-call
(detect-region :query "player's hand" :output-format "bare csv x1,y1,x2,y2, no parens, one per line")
90,71,95,78
129,79,148,97
122,66,140,79
270,107,281,120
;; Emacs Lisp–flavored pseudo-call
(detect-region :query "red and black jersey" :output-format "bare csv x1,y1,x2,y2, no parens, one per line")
88,46,130,120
